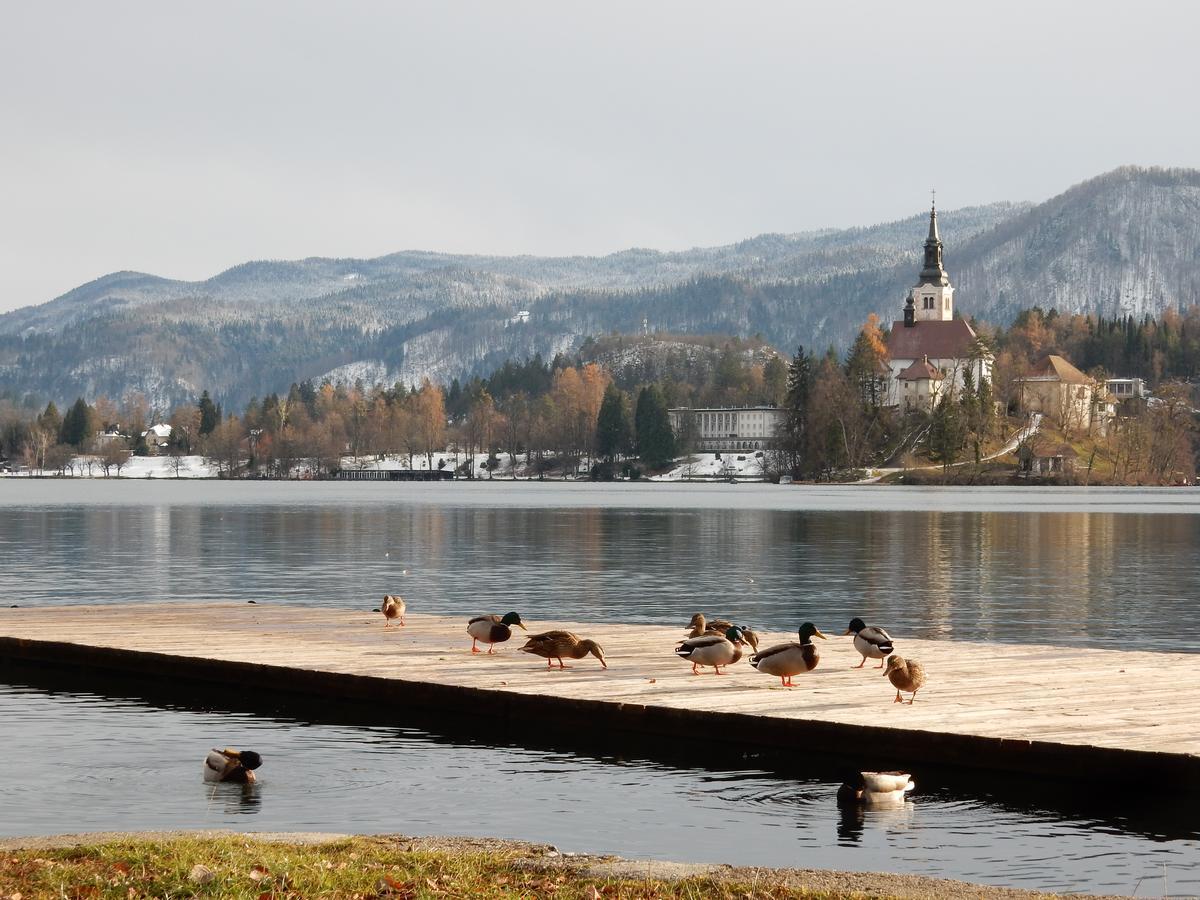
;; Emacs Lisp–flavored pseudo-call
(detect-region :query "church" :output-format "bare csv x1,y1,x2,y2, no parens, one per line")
884,204,992,410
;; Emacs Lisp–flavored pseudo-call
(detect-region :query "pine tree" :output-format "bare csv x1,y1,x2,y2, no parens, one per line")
60,397,93,447
779,347,813,476
198,391,221,436
634,385,675,468
595,385,632,462
928,393,965,471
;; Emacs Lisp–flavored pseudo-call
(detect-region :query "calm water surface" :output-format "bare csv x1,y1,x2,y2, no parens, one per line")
2,481,1199,893
2,481,1199,650
1,680,1196,896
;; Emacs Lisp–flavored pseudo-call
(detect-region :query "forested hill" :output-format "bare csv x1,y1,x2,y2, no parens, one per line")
2,166,1199,410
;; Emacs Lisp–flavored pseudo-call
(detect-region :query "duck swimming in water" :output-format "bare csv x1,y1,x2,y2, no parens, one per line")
203,748,263,784
837,771,915,807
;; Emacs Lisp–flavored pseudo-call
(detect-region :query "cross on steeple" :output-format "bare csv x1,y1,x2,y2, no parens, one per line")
931,187,936,210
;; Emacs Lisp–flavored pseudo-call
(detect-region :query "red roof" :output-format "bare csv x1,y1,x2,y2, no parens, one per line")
898,358,943,381
887,318,980,361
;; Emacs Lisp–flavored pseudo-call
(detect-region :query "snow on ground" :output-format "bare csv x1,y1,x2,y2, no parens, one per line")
0,455,220,478
653,452,768,481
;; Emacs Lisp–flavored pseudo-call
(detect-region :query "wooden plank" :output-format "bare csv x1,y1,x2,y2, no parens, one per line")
2,603,1197,783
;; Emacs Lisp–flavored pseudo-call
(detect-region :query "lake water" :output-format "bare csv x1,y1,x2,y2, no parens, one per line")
1,480,1198,893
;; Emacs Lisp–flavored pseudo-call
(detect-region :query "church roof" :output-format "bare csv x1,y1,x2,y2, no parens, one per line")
887,317,980,362
1028,354,1091,384
897,357,944,381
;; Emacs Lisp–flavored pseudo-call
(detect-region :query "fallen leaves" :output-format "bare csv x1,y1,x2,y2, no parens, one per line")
188,863,215,884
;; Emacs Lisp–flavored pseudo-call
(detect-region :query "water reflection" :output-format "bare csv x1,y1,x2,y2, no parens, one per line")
2,489,1198,651
2,676,1196,896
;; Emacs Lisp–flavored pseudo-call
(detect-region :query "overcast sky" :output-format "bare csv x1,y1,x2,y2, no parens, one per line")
2,1,1197,313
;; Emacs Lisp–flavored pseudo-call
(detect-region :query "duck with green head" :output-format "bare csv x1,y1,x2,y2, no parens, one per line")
749,622,827,686
467,611,526,654
675,625,745,675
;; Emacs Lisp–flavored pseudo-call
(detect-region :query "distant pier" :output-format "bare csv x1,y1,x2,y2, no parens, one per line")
0,604,1196,787
334,468,453,481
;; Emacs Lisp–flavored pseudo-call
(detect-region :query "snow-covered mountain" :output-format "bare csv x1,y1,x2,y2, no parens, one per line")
2,166,1197,409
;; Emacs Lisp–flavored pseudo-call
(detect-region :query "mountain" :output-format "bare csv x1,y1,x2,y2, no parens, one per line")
2,166,1198,410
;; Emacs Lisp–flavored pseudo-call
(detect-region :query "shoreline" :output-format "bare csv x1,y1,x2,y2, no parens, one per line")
0,831,1132,899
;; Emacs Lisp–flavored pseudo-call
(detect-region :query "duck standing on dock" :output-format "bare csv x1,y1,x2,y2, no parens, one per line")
684,613,760,652
381,594,406,627
884,655,926,703
749,622,827,686
844,617,894,668
467,611,526,654
520,630,608,669
837,771,915,807
675,625,746,675
203,748,263,783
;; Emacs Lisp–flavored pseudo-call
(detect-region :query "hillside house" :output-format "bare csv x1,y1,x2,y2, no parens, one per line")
885,204,993,407
1014,355,1097,433
140,423,173,454
1017,438,1078,477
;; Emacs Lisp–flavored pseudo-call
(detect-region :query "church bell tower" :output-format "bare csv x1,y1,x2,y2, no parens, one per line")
908,201,954,323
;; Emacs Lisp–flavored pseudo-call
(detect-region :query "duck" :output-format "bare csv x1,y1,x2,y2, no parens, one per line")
749,622,827,686
683,613,760,652
467,611,526,654
203,748,263,784
381,594,406,627
675,625,745,675
844,617,894,668
884,655,926,703
520,630,608,669
837,771,915,807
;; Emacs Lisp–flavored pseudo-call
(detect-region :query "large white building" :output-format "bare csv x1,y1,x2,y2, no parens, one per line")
667,406,785,452
885,205,993,408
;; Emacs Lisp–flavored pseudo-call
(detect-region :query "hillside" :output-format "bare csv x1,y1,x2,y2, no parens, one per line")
2,166,1198,410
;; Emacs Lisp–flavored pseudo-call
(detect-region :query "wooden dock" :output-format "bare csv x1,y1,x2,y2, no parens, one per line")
1,604,1197,786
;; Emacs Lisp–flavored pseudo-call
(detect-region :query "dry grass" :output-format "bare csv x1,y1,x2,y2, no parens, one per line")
0,836,856,899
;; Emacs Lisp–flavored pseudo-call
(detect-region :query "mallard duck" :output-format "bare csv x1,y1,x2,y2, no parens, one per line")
382,594,406,627
683,613,760,652
837,771,915,807
520,630,607,669
884,655,926,703
749,622,827,686
675,625,745,675
203,748,263,784
844,617,893,668
467,611,526,654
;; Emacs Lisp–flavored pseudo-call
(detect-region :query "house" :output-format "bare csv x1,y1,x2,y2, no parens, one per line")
1014,355,1097,433
1105,377,1146,401
885,204,993,407
897,355,945,411
140,423,173,454
667,406,785,451
92,427,128,449
1017,438,1078,477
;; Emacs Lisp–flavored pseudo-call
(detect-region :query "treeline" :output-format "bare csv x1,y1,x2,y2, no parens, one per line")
4,307,1199,483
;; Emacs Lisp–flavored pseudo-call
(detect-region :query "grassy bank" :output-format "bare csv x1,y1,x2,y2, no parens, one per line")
0,833,1088,900
0,834,848,899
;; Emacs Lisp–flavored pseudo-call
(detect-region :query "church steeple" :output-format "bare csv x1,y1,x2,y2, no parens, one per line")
908,197,954,322
918,203,949,287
